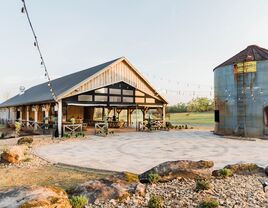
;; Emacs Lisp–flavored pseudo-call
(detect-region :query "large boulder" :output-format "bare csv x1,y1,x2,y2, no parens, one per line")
0,186,71,208
139,160,214,183
1,145,27,163
224,163,265,175
68,177,145,204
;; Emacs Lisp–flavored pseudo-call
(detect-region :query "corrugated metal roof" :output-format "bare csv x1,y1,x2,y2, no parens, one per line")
0,58,121,107
214,45,268,71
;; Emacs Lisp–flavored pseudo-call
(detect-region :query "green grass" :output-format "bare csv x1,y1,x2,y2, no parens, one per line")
166,112,214,127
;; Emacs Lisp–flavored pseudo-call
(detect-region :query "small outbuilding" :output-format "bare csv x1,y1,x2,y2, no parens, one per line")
0,57,168,136
214,45,268,137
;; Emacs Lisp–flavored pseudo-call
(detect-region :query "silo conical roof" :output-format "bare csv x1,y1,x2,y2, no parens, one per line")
214,45,268,71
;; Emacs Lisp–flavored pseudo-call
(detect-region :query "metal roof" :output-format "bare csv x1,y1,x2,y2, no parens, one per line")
0,58,121,107
214,45,268,71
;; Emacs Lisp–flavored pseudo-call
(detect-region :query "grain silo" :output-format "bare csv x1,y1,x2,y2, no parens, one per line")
214,45,268,138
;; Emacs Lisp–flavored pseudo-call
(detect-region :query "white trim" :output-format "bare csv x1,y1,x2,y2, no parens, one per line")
58,100,62,137
138,105,163,108
67,103,107,107
109,104,137,107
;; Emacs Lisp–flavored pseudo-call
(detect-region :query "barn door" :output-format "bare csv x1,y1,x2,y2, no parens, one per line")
263,106,268,135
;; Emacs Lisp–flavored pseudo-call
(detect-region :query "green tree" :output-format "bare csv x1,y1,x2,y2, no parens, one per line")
187,97,214,112
167,102,188,113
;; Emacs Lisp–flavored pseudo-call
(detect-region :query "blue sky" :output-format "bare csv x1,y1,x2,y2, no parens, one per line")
1,0,268,104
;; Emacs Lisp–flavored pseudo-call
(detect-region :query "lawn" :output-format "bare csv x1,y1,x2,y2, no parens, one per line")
0,164,114,191
167,112,214,127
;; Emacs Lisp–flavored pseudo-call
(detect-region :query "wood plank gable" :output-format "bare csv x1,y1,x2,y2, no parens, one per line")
60,58,167,103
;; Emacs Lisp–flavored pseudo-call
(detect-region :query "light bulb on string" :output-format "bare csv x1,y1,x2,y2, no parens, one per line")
21,0,57,101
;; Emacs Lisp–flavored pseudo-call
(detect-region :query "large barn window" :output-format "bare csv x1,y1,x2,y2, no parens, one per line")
110,88,121,95
123,90,134,96
215,110,220,122
95,88,108,94
78,95,92,102
95,95,107,102
110,96,121,102
123,97,134,103
264,107,268,127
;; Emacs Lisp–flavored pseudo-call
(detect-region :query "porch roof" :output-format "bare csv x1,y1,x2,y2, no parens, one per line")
0,58,120,108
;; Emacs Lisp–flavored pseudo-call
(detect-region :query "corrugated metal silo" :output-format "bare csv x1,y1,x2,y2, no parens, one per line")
214,45,268,137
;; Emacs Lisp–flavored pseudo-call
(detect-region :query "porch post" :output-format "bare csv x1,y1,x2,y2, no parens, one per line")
34,105,39,130
130,109,134,127
102,107,105,121
58,100,63,137
19,107,22,121
142,109,145,122
127,109,130,127
45,105,49,118
26,106,30,127
163,104,166,127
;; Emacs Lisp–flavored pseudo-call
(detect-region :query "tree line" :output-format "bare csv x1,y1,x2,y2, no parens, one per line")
167,97,214,113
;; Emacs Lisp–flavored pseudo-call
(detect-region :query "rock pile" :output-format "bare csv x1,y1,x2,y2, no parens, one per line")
0,186,72,208
68,174,145,205
139,160,214,183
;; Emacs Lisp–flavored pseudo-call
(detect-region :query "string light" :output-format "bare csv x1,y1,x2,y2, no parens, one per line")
21,0,57,101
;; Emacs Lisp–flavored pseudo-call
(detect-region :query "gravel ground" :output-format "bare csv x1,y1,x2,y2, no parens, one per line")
93,174,268,208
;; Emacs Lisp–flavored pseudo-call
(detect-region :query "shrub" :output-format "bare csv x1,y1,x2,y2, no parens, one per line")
195,180,211,191
69,195,88,208
15,122,21,137
148,195,164,208
75,132,85,138
17,137,33,145
224,163,263,175
198,199,219,208
64,133,71,138
148,173,161,184
165,122,173,129
122,171,139,183
218,168,233,178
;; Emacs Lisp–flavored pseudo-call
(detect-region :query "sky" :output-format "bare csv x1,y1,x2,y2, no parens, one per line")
1,0,268,104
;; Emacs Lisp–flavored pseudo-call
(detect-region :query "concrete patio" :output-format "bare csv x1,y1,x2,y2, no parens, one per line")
35,130,268,174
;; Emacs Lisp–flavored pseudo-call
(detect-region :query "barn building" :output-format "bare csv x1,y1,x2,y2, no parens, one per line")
214,45,268,137
0,57,168,136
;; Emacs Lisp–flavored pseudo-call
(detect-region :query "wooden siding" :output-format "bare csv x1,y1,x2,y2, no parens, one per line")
0,108,9,120
64,60,160,101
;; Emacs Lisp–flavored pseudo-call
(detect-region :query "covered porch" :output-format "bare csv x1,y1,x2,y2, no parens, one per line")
0,57,168,137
